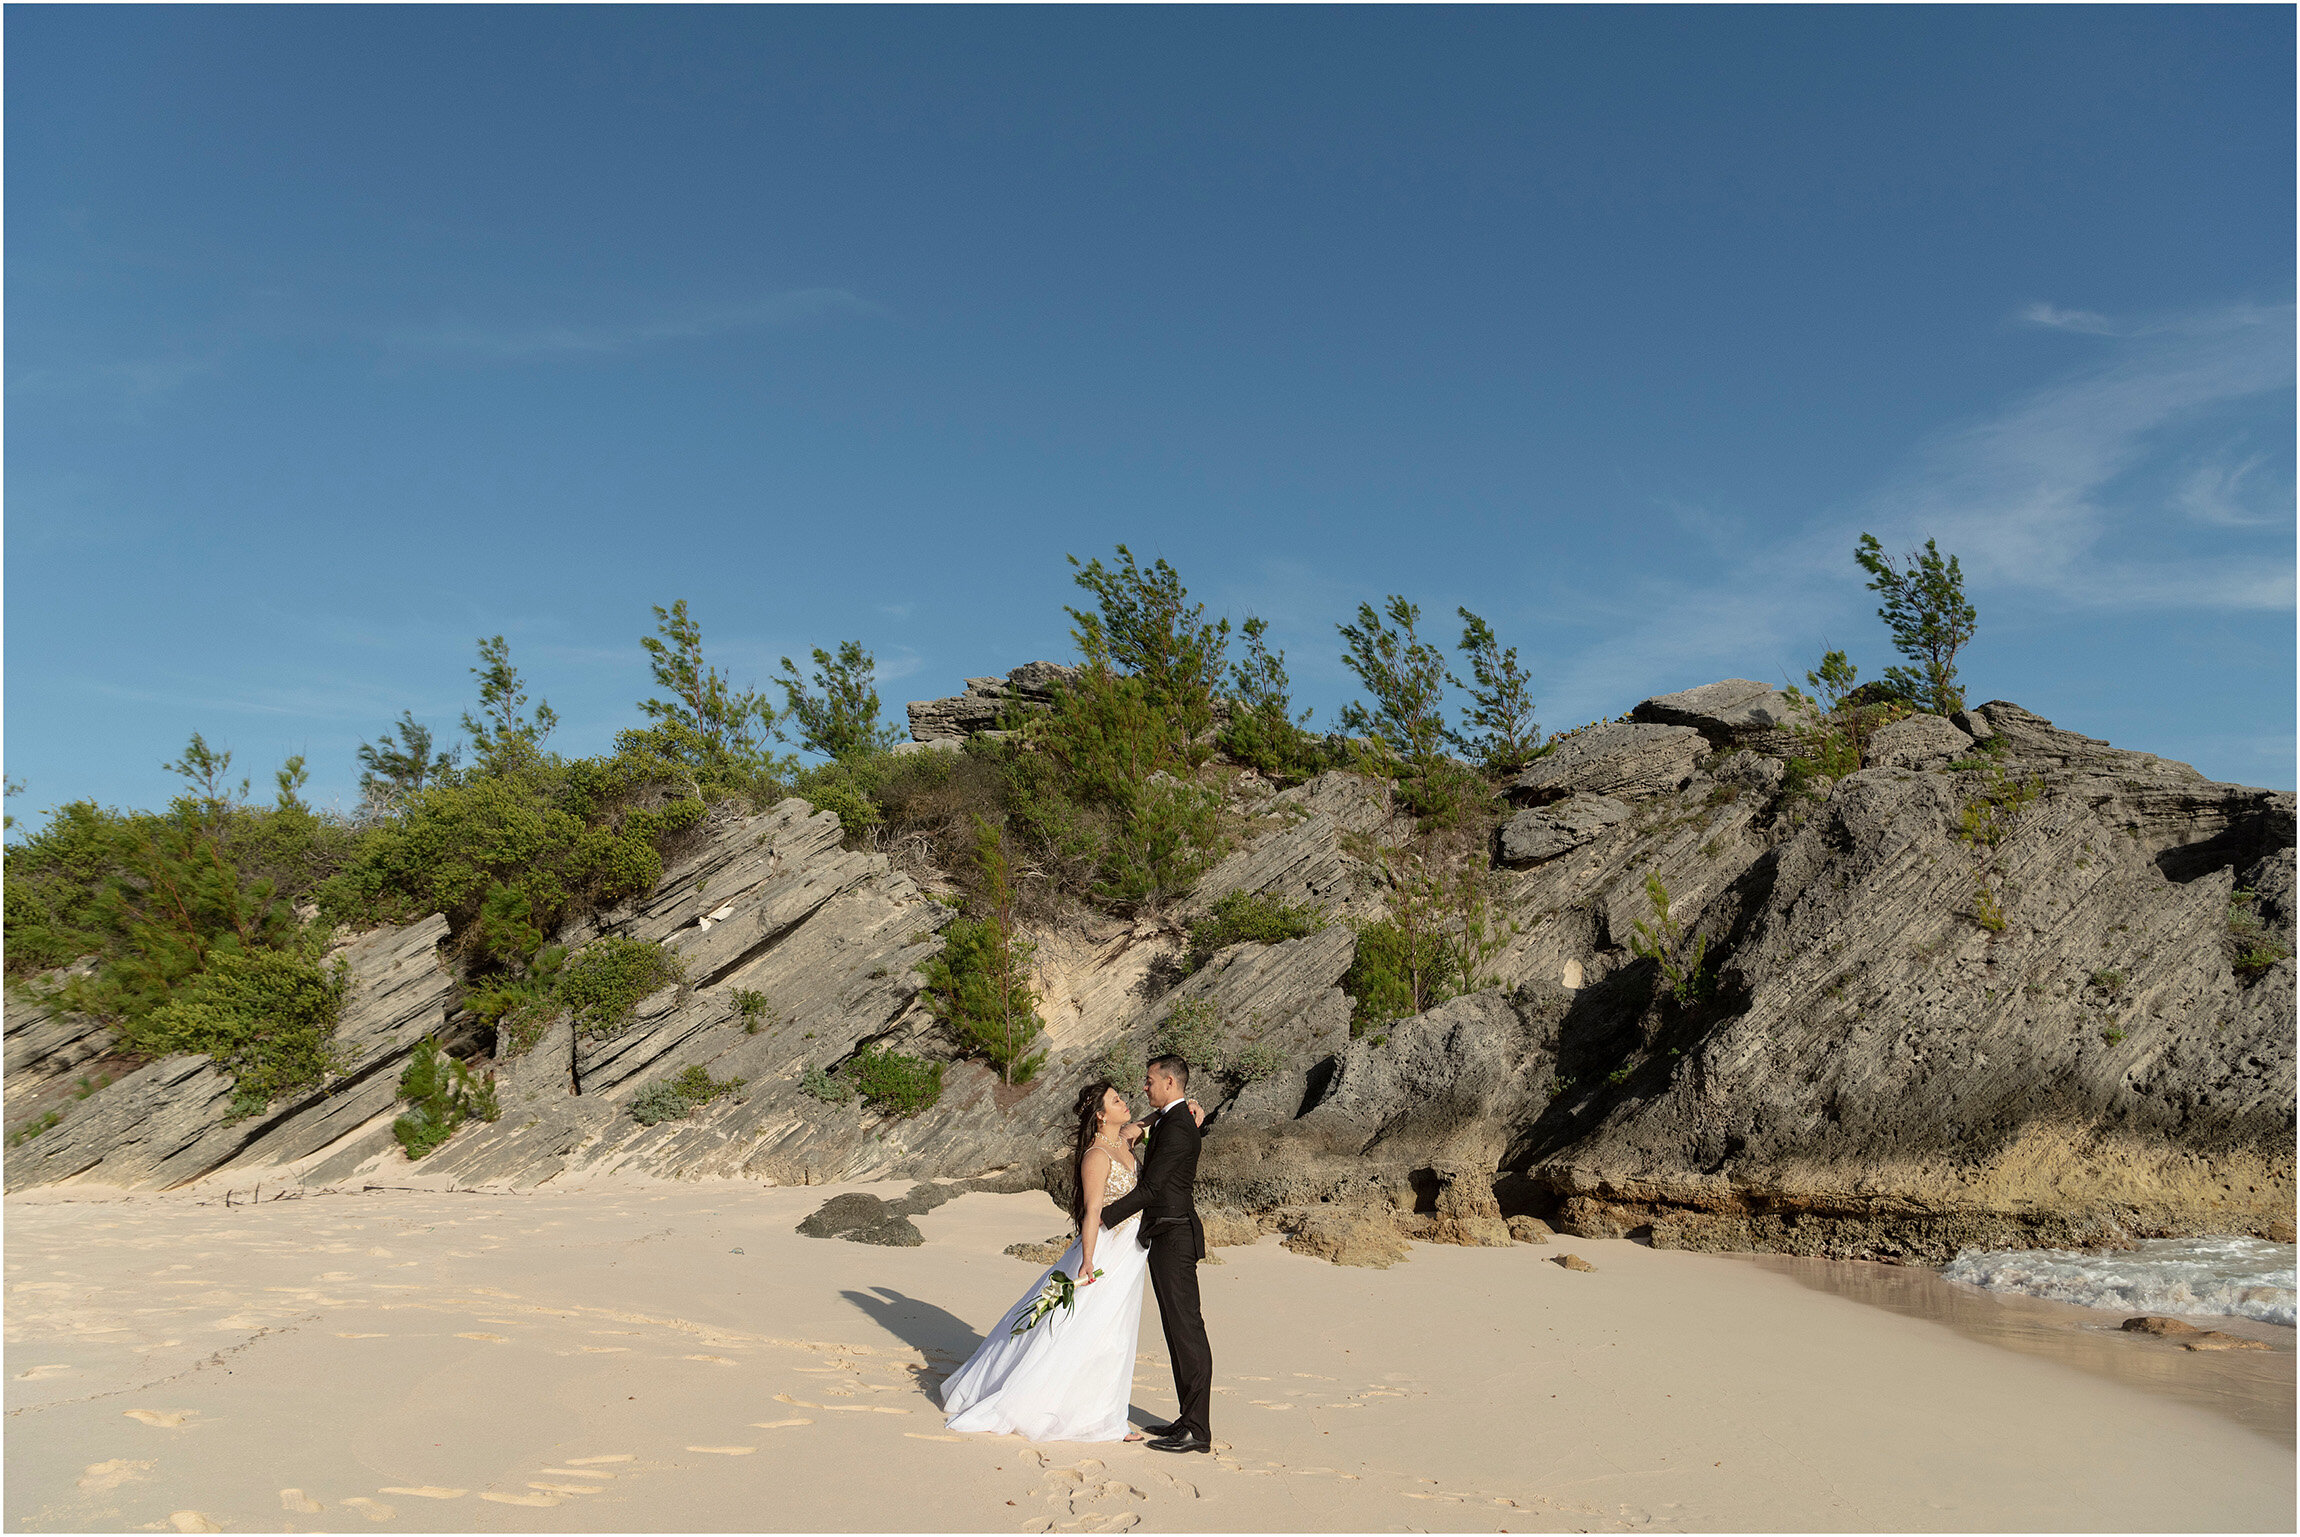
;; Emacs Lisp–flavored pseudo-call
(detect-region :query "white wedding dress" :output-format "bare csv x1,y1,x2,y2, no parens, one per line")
940,1156,1150,1442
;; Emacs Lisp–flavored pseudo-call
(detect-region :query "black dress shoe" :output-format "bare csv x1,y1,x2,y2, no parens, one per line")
1147,1432,1212,1454
1138,1422,1179,1438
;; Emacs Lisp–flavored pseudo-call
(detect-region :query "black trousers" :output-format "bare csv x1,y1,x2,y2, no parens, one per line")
1146,1235,1212,1439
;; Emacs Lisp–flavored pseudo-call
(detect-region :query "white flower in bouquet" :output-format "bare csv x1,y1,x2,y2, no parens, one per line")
1012,1266,1104,1335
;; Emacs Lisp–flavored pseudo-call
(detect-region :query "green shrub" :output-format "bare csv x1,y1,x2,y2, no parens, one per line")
1105,998,1287,1091
558,938,683,1041
1342,916,1461,1033
1338,841,1505,1033
1627,872,1713,1006
1782,651,1910,779
848,1046,943,1117
140,940,353,1119
1957,767,2044,850
2088,968,2126,992
2233,943,2290,977
1011,666,1225,907
920,821,1045,1084
1184,889,1324,972
8,1109,63,1147
800,1064,854,1104
1972,884,2008,935
320,749,706,955
392,1036,500,1158
732,988,771,1033
629,1063,746,1126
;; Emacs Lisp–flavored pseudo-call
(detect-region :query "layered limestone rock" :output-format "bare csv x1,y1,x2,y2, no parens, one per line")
1631,678,1810,757
8,682,2289,1269
1509,723,1707,804
3,917,454,1192
905,661,1078,742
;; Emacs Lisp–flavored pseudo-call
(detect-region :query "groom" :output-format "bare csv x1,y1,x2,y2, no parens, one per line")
1097,1054,1214,1454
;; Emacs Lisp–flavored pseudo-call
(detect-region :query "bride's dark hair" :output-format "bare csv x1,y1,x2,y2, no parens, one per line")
1069,1080,1118,1230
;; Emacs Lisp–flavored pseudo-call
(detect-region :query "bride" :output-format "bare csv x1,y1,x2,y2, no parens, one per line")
940,1080,1196,1443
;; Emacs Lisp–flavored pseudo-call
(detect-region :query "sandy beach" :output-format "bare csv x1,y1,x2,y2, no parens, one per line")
4,1178,2291,1534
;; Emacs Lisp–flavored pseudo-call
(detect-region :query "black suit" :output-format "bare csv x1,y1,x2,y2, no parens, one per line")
1097,1099,1212,1441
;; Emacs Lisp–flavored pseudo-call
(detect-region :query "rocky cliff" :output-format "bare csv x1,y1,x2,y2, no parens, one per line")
7,680,2291,1264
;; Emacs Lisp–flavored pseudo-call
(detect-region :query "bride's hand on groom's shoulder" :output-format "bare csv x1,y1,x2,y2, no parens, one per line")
1186,1098,1205,1126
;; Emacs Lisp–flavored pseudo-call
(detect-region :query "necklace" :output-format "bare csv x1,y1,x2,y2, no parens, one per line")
1093,1132,1127,1154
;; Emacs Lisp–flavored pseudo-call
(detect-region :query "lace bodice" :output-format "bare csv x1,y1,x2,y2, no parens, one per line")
1101,1157,1138,1203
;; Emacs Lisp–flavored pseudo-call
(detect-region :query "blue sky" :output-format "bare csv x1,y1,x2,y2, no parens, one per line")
8,5,2293,825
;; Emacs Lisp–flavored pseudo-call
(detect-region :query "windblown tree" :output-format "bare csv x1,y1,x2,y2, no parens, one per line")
1337,596,1455,811
1065,545,1230,752
1451,608,1541,772
1854,534,1978,715
619,600,789,793
356,712,459,810
1218,616,1320,777
777,640,900,761
462,636,559,773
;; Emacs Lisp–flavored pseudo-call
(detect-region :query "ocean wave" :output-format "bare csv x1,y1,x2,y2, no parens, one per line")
1942,1236,2296,1326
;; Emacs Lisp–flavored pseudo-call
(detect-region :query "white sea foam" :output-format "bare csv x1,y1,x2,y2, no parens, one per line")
1943,1236,2297,1325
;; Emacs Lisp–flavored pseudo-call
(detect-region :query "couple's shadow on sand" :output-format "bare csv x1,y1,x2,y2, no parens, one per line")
841,1287,1162,1433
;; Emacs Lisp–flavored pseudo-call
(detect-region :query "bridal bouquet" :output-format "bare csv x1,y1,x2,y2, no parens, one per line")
1011,1267,1103,1335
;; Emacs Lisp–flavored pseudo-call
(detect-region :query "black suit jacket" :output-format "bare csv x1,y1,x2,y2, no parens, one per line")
1098,1100,1205,1259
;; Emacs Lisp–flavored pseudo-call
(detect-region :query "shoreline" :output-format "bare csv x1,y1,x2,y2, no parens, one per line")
1727,1250,2295,1446
6,1178,2293,1533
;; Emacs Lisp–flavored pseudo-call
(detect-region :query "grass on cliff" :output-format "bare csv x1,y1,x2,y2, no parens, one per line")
630,1063,746,1126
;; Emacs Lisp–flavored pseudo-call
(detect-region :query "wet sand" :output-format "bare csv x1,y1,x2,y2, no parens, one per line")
1731,1251,2296,1446
4,1178,2293,1533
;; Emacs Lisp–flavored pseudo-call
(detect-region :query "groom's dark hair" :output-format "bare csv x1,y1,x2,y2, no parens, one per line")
1147,1054,1190,1091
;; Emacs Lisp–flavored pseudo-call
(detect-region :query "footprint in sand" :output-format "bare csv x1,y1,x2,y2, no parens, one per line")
528,1482,604,1495
278,1489,323,1513
481,1491,558,1507
339,1496,396,1520
456,1332,508,1343
772,1394,819,1408
538,1468,614,1480
687,1446,756,1456
17,1364,72,1380
78,1459,155,1491
562,1456,633,1466
123,1410,196,1428
750,1420,812,1430
683,1354,737,1365
379,1486,466,1499
580,1346,631,1354
336,1333,388,1340
166,1511,222,1533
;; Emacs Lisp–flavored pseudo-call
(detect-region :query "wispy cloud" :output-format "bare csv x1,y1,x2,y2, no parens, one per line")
2017,301,2116,334
377,287,881,361
1852,303,2294,610
9,353,219,405
2176,449,2278,529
